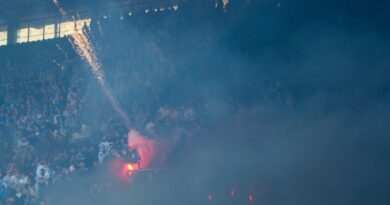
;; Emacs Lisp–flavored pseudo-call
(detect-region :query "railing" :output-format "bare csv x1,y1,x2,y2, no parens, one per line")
128,169,168,191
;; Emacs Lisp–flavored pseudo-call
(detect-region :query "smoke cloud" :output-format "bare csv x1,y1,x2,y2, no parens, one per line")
40,0,390,205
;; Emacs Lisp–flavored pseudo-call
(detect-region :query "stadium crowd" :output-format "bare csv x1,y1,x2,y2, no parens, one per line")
0,37,207,205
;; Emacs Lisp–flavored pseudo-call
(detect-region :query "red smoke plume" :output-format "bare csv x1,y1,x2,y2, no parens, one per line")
127,129,170,168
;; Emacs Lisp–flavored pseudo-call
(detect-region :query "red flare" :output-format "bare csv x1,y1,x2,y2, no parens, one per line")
124,163,139,177
110,159,139,182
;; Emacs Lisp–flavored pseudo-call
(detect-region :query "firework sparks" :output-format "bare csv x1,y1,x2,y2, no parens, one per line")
53,0,131,129
69,30,131,128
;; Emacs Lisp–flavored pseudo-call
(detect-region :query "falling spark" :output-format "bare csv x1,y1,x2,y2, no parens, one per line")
97,20,104,36
55,43,68,58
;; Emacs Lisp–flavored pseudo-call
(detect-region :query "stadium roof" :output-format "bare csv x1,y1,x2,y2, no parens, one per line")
0,0,182,24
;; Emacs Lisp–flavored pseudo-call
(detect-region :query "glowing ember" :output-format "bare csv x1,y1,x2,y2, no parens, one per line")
230,189,235,196
249,194,254,202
